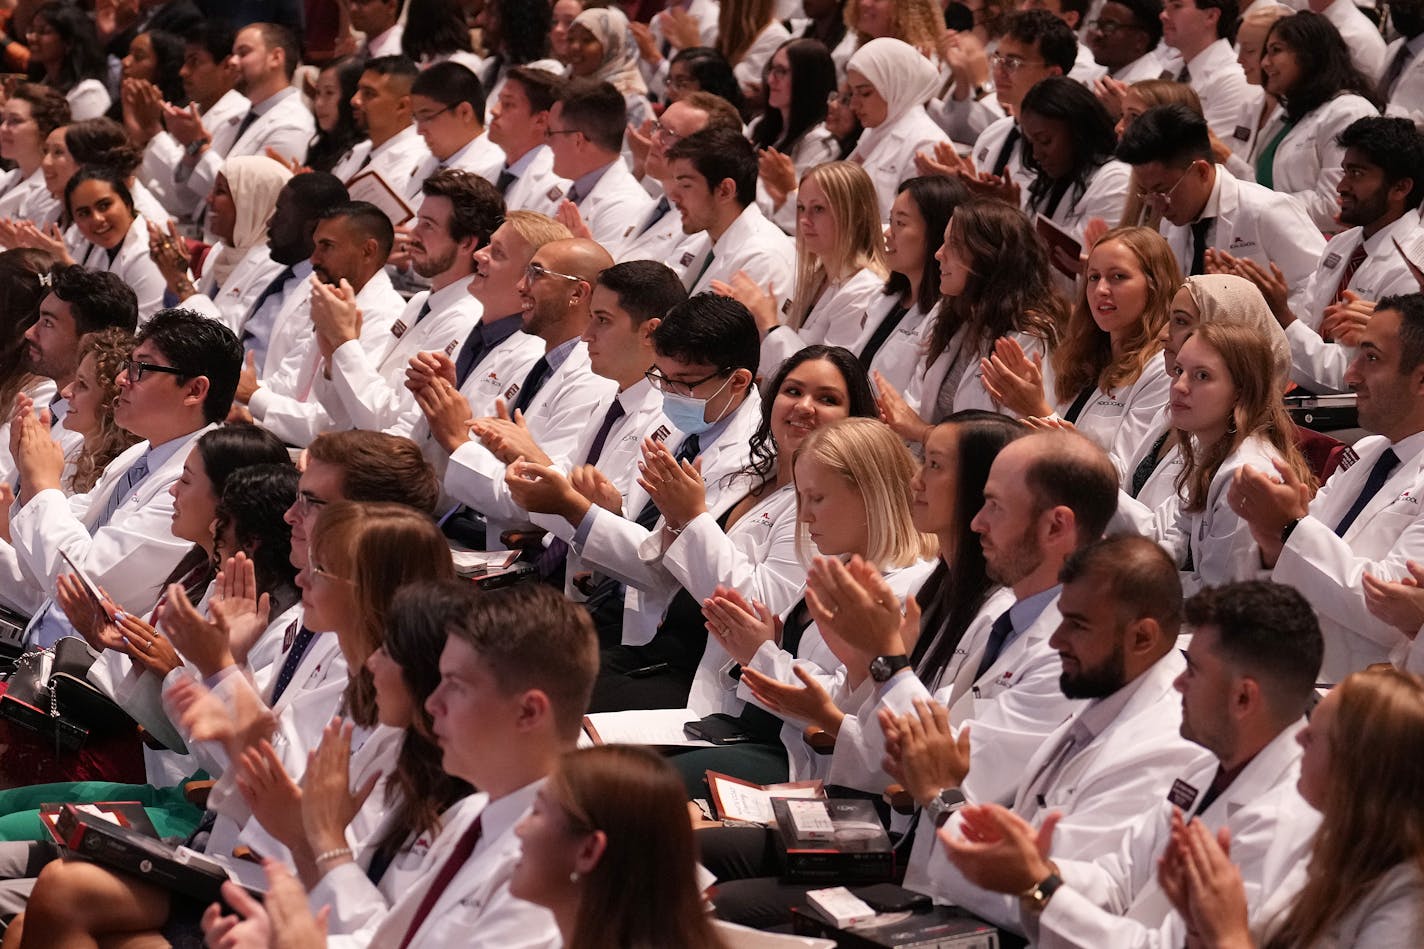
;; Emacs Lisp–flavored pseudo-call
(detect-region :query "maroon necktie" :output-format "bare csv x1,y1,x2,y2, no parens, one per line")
396,815,484,949
1332,243,1367,304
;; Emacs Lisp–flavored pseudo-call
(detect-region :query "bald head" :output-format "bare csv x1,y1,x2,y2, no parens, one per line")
540,238,615,284
1019,432,1119,544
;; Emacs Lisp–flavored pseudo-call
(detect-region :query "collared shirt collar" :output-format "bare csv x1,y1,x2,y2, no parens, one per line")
438,133,486,170
477,312,523,346
711,202,766,251
425,277,475,315
252,84,298,117
474,779,543,857
368,123,421,161
569,161,615,204
145,423,214,477
1069,648,1174,743
1007,584,1061,645
506,143,547,177
1387,428,1424,464
1361,211,1422,257
1192,164,1228,225
544,334,581,372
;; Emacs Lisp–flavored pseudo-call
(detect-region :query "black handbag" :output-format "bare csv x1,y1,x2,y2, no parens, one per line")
0,639,134,753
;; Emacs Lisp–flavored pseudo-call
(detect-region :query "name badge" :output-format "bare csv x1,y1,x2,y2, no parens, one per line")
651,424,671,442
1167,778,1199,811
391,319,408,338
679,251,696,267
1323,252,1341,269
503,381,520,401
546,186,565,202
1231,125,1251,142
781,298,792,315
444,339,459,356
623,225,636,238
1337,446,1361,471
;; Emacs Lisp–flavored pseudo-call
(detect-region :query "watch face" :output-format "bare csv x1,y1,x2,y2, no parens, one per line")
869,657,890,681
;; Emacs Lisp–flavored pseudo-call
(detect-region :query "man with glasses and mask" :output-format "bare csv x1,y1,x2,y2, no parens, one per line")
1116,104,1321,312
5,308,242,646
545,79,656,257
435,238,617,549
1085,0,1166,83
567,293,763,710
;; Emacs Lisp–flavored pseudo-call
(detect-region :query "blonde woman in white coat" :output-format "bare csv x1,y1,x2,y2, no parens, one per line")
1139,318,1315,593
745,161,887,380
980,226,1180,481
878,198,1065,440
855,175,968,397
1254,12,1380,233
65,167,166,321
845,38,951,223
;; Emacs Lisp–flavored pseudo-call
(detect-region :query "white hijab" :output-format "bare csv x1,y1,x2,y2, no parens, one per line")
571,7,648,98
845,38,940,128
209,156,292,287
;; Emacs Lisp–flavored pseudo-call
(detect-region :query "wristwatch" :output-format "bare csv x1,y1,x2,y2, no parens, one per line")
1020,871,1064,915
924,788,967,827
869,654,911,683
184,137,210,158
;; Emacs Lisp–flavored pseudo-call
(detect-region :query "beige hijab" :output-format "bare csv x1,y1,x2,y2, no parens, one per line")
1184,273,1291,388
209,156,293,287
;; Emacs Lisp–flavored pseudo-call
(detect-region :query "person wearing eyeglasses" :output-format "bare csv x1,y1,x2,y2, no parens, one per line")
1115,104,1321,316
544,79,656,257
243,201,407,446
405,62,509,205
486,66,575,220
1085,0,1167,83
5,308,241,647
437,237,617,549
748,39,840,235
1017,0,1110,84
329,57,432,207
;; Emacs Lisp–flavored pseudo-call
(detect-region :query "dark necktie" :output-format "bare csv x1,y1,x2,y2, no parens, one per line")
584,398,627,466
1334,447,1400,537
509,356,552,415
533,399,628,578
234,109,258,143
688,249,716,290
1189,217,1215,276
93,452,151,530
857,302,910,371
495,167,517,195
633,433,700,529
396,815,484,949
1130,431,1170,498
1380,43,1414,100
412,297,434,327
991,125,1021,178
974,609,1014,681
453,327,491,388
1177,65,1190,83
270,624,316,704
566,183,583,204
637,195,672,237
1332,243,1368,305
239,264,297,348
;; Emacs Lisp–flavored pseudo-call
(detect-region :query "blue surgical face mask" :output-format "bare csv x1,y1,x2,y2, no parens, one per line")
661,373,734,435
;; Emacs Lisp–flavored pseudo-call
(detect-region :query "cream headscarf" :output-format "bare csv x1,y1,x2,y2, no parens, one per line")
1184,273,1292,388
209,156,292,287
845,38,940,129
571,7,649,98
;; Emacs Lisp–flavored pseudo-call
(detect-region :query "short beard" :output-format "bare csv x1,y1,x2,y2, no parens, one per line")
1060,638,1127,699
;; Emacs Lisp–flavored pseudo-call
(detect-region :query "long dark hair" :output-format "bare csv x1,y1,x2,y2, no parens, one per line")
307,57,365,174
138,30,188,106
1018,77,1118,218
1267,11,1378,122
909,412,1025,680
927,199,1065,366
750,39,835,154
885,175,967,314
0,248,57,413
741,345,878,495
214,463,300,614
668,47,745,112
402,0,474,61
368,581,476,873
26,2,106,90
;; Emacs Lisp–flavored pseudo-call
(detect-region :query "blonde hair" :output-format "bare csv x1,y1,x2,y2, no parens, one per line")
718,0,776,67
1052,227,1179,402
1264,669,1424,949
844,0,942,53
69,328,141,495
790,161,887,329
505,210,574,249
793,417,937,567
1174,321,1315,514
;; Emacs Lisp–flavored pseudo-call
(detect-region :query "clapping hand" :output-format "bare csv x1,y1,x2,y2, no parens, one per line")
701,585,781,665
637,437,706,531
880,698,970,806
940,803,1060,894
740,664,844,735
979,336,1052,418
1363,560,1424,638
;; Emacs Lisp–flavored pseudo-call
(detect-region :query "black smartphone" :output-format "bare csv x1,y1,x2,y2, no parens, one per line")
683,714,756,745
854,883,933,914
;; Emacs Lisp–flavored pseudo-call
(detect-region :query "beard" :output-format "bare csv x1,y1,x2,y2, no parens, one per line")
413,243,459,280
1060,637,1127,699
983,523,1044,587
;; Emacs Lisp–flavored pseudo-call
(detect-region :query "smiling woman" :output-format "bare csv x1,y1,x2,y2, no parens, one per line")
64,165,167,320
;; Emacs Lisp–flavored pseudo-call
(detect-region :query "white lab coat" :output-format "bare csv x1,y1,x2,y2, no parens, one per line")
405,133,506,205
444,340,617,539
254,262,316,380
688,203,796,309
1177,39,1253,142
927,87,1005,149
915,652,1212,934
572,393,763,646
749,120,840,234
499,144,572,218
1031,159,1132,245
188,87,315,199
970,116,1035,204
849,106,951,223
141,88,250,223
65,79,110,121
1037,723,1318,949
1252,861,1424,949
1319,0,1388,82
8,426,211,638
577,159,657,258
617,197,711,285
857,295,938,399
1273,431,1424,680
0,167,56,224
1114,422,1184,518
1382,35,1424,127
758,267,885,379
1264,93,1379,234
733,21,794,96
352,783,561,949
641,0,722,99
332,126,433,203
183,243,288,335
906,327,1056,422
247,269,407,446
1221,86,1275,179
76,213,166,321
317,280,482,436
1160,167,1324,318
411,324,544,483
1286,212,1424,393
1060,351,1173,481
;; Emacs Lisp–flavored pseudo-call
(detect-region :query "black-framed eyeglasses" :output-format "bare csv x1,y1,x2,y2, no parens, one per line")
525,262,584,283
545,127,583,139
413,103,452,124
645,366,729,396
125,359,189,383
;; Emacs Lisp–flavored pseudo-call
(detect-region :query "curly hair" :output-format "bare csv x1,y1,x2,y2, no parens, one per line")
213,462,299,610
844,0,942,52
68,327,140,494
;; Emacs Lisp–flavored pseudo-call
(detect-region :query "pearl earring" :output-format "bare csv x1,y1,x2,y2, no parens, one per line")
569,870,580,883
